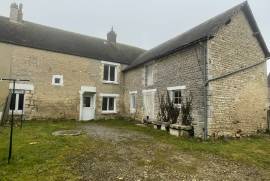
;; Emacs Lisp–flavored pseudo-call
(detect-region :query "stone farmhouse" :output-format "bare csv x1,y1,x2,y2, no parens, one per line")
0,2,269,137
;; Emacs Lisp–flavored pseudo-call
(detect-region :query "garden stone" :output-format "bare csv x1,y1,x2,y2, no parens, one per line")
181,130,190,137
235,133,241,138
169,128,180,137
153,121,162,130
181,125,193,131
161,124,167,131
170,123,181,129
154,124,161,130
161,122,170,131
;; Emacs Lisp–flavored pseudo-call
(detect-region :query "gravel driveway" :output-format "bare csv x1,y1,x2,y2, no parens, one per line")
65,124,269,181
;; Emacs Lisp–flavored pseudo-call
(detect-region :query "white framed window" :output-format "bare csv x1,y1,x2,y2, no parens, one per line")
102,61,118,84
8,83,34,115
52,75,63,86
9,90,25,114
145,64,153,86
100,93,119,113
129,91,137,113
171,90,182,107
167,86,186,108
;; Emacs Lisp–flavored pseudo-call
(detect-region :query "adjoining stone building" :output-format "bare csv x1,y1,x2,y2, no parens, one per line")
0,2,269,137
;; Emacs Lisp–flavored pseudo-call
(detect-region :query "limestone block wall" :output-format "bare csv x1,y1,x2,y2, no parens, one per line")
123,44,206,137
123,67,145,120
207,10,268,136
0,43,12,114
0,42,124,120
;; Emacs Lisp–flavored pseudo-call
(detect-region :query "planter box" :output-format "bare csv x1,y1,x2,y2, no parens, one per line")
153,121,170,131
169,128,181,137
170,123,182,129
181,125,193,131
169,124,193,137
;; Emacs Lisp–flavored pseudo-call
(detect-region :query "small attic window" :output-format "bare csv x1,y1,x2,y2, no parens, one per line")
52,75,64,86
54,78,61,84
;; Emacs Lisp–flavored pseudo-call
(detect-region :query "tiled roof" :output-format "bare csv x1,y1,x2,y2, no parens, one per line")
0,17,145,65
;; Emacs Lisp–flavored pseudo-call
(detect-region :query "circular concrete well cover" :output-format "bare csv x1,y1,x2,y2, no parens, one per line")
52,130,82,136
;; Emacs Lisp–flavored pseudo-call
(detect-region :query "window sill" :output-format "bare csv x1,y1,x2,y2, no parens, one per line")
101,111,117,114
102,81,119,85
52,84,64,86
145,84,154,87
174,104,181,109
9,111,23,115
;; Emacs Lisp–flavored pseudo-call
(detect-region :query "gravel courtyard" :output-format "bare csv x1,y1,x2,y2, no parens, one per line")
0,120,269,181
68,123,270,180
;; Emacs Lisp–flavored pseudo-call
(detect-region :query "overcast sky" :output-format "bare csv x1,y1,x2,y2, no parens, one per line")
0,0,269,71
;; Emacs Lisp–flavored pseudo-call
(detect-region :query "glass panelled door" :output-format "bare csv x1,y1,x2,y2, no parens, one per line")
82,93,95,120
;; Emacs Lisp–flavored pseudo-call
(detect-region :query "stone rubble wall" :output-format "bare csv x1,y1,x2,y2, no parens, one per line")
123,44,206,137
0,43,124,120
207,10,268,137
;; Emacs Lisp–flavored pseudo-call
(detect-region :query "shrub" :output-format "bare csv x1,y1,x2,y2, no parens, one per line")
157,91,180,124
181,94,193,126
157,93,170,122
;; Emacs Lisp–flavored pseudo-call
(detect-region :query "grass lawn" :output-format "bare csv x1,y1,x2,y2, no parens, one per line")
0,119,270,180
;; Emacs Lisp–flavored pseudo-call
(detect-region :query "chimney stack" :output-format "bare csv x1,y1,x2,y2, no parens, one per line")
10,3,23,22
107,27,117,43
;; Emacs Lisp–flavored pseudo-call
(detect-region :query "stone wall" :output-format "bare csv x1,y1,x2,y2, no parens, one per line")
0,42,125,120
207,10,268,136
123,66,145,120
123,44,206,137
0,43,12,115
0,8,267,138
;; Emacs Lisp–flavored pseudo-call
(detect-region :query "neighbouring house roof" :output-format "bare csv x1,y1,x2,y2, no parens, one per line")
0,16,145,65
124,1,270,71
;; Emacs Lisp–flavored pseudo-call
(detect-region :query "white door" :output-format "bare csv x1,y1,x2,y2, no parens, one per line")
143,92,155,120
82,93,95,120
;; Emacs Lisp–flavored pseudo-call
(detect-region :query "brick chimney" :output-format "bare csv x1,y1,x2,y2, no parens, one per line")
10,3,23,22
107,27,117,43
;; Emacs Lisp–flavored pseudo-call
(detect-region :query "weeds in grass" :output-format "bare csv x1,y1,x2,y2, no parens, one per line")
0,119,269,181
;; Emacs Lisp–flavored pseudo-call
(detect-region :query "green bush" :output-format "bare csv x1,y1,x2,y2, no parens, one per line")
181,94,193,126
157,91,180,124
